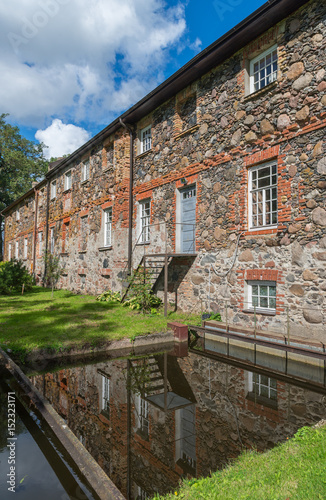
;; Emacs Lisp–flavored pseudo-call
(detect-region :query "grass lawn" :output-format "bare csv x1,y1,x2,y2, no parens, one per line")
154,424,326,500
0,286,200,357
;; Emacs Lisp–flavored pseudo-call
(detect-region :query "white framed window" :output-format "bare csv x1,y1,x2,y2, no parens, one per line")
135,394,149,438
15,241,19,259
247,280,276,312
64,170,72,191
51,180,56,200
50,227,55,253
249,161,277,230
136,486,149,500
8,243,12,260
104,208,112,247
139,200,150,243
250,45,278,94
140,125,151,154
16,209,20,221
248,372,277,402
101,374,110,417
82,160,90,182
38,231,43,255
24,238,28,259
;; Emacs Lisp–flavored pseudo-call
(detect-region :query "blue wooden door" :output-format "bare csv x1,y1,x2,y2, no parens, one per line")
181,186,196,253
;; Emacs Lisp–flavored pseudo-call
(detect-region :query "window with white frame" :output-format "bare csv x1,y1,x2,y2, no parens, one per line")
135,394,149,438
16,209,20,221
249,162,277,230
8,243,12,260
139,199,150,243
82,160,90,182
24,238,28,259
136,485,149,500
248,372,277,403
15,241,19,259
50,227,55,253
247,280,276,312
140,125,151,154
100,374,110,417
104,208,112,247
51,180,56,199
38,231,43,255
250,45,278,94
64,170,72,191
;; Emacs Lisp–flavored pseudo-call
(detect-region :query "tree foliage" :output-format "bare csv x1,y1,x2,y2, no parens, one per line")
0,259,34,295
0,113,48,211
0,114,48,259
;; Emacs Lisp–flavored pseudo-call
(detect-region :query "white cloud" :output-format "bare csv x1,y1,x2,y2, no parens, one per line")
0,0,187,129
35,119,91,158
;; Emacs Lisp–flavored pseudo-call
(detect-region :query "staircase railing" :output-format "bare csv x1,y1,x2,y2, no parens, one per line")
121,220,196,316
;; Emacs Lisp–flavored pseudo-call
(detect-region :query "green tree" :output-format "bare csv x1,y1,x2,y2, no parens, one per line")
0,114,48,259
43,252,63,298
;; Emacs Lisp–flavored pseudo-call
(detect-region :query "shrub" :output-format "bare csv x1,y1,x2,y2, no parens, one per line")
0,259,35,295
96,290,122,303
122,268,162,313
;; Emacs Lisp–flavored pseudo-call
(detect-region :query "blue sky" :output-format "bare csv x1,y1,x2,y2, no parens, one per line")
0,0,266,158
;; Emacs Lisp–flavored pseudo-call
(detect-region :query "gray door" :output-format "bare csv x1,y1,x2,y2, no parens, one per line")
181,186,196,253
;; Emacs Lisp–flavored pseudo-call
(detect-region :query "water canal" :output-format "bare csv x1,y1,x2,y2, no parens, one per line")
19,340,326,500
0,370,98,500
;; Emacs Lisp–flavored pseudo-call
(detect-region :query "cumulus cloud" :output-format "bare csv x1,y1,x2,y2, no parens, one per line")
0,0,187,128
35,119,91,158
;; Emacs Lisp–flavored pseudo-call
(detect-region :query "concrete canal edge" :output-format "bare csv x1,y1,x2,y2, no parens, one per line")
0,346,126,500
19,330,175,363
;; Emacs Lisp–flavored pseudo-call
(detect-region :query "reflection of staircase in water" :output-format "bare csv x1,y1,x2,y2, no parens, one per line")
130,354,196,412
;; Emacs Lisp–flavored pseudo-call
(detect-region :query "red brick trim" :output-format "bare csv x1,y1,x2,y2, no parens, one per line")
101,200,113,210
176,174,198,189
62,216,70,223
136,190,153,201
78,268,86,275
246,269,278,281
79,209,89,218
244,146,280,167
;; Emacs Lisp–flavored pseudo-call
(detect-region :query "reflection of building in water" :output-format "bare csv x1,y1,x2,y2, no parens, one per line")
30,350,326,499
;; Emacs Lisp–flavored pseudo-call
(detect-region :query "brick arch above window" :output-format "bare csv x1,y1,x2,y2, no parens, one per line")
246,269,278,281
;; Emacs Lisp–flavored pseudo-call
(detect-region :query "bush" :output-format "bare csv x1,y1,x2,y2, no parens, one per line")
0,259,35,295
96,290,122,303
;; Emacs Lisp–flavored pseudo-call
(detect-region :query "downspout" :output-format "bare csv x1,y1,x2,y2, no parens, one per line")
32,187,39,278
119,118,133,274
43,180,50,284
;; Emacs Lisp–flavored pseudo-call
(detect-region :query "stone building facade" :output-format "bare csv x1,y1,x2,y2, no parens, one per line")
3,0,326,340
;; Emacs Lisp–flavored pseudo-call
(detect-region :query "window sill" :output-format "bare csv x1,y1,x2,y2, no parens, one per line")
50,197,56,201
98,246,112,251
244,81,278,102
78,250,87,254
246,392,278,410
63,188,72,194
136,149,152,159
136,241,150,246
244,226,278,236
175,124,199,141
60,252,69,256
102,166,113,173
81,179,89,185
243,308,276,317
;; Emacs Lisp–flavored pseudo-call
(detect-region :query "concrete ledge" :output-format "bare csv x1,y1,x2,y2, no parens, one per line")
0,347,125,500
11,331,175,364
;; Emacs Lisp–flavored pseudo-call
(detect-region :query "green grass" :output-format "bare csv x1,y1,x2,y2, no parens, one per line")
0,287,200,358
155,425,326,500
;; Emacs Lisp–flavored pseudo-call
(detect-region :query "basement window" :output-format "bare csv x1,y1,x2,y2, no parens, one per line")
247,280,276,313
247,372,278,408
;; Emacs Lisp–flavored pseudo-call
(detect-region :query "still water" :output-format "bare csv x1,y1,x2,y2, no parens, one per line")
28,343,326,500
0,372,97,500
